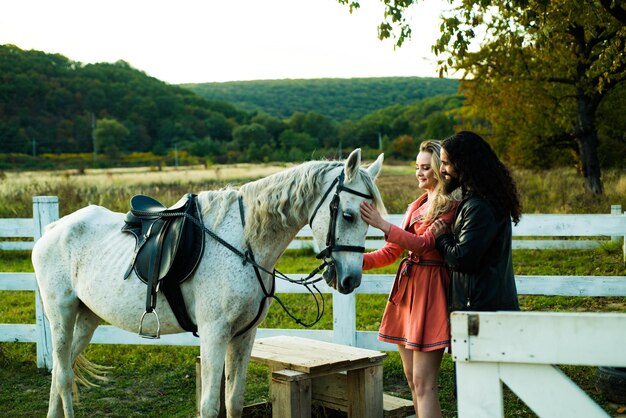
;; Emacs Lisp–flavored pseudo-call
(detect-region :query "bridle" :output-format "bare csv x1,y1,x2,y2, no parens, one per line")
229,170,374,335
308,171,374,285
144,169,375,336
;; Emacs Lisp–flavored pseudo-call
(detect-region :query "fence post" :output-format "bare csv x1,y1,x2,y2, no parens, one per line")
332,292,356,346
611,205,622,243
33,196,59,371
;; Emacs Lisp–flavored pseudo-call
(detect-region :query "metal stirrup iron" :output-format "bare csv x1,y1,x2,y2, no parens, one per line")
138,310,161,339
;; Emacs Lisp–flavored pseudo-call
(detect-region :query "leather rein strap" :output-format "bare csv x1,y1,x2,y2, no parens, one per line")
234,171,373,335
137,171,373,337
232,197,275,337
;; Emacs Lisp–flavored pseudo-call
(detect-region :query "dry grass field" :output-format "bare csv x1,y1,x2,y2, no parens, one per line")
1,161,624,218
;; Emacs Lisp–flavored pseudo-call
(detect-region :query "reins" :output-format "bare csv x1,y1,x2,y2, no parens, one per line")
132,204,328,335
129,170,373,337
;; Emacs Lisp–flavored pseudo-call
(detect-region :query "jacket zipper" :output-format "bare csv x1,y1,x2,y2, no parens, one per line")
466,276,472,308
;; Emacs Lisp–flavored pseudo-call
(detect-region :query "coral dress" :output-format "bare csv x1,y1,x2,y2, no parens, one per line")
363,193,456,351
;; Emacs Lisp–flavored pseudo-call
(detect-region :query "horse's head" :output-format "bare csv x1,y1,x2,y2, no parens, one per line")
309,149,384,294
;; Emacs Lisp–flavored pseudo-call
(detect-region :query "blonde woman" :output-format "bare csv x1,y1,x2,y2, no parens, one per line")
360,140,458,418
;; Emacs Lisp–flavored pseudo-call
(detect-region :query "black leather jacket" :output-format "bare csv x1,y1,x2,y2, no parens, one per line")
435,194,520,312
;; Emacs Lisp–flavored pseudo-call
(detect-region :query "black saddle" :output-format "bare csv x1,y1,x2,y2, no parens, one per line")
122,193,205,338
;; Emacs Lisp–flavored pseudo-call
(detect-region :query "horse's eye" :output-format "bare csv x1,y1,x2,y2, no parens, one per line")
343,212,355,223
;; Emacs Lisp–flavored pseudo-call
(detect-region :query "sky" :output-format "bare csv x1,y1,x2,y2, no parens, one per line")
0,0,450,85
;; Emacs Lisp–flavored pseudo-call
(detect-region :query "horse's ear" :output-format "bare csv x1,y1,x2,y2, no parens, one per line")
366,153,384,181
344,148,361,182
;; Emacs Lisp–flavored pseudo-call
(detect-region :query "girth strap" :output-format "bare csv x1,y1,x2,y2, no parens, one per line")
160,277,198,334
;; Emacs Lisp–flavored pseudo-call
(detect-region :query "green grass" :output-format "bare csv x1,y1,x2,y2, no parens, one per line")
1,247,625,417
1,163,626,417
0,250,33,271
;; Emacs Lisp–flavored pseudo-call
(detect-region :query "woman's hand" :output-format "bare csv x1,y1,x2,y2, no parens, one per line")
360,202,391,235
430,219,451,238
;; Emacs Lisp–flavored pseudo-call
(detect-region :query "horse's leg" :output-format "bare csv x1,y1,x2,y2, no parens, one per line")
224,330,256,418
199,330,229,418
45,294,80,418
70,305,104,387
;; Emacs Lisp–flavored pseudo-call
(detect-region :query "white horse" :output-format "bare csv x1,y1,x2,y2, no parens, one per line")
32,149,385,418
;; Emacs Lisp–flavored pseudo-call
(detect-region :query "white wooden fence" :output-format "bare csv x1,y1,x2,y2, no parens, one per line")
0,196,58,369
0,197,625,371
291,203,626,259
451,311,626,417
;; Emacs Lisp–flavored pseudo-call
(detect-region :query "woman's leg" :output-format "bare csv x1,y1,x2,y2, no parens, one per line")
398,345,445,417
412,348,445,418
398,345,418,412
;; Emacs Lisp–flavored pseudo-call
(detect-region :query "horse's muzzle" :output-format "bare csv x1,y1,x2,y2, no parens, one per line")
323,258,362,294
323,263,337,289
337,273,361,294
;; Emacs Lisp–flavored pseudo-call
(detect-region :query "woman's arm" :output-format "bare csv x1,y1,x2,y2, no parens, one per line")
363,240,404,270
360,201,402,270
360,200,441,268
385,223,436,255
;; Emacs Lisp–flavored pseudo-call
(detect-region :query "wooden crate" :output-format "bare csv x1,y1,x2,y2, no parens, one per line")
311,372,414,418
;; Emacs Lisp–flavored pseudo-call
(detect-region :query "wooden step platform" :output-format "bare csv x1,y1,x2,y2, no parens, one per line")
382,393,415,418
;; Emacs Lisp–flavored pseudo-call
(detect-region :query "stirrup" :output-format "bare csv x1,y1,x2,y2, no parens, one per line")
138,310,161,339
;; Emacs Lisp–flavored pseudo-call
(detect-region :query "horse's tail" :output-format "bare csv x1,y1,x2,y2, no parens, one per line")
72,354,112,402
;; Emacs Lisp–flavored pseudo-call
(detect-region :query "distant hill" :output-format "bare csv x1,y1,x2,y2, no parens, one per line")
0,44,247,155
181,77,460,121
0,45,464,167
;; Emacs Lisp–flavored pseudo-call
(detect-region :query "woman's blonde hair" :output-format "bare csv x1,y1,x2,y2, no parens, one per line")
419,139,458,223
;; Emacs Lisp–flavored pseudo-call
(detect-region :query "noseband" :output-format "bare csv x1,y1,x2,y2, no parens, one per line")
309,171,373,283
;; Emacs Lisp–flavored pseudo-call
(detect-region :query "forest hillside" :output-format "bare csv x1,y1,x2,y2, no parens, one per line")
182,77,460,121
0,44,462,166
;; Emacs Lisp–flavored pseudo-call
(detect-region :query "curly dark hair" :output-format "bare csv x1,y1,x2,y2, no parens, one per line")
442,131,522,224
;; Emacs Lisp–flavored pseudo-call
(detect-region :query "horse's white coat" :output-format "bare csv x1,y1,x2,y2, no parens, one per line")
32,149,384,418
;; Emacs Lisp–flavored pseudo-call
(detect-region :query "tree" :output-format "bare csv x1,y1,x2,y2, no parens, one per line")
95,118,129,161
287,111,336,142
232,123,271,148
205,112,234,141
278,129,318,155
341,0,626,194
251,112,286,139
300,112,338,147
389,134,417,159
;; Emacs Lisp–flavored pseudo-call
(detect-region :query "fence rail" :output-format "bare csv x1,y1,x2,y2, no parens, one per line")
291,205,626,257
6,205,626,257
452,311,626,417
0,197,625,370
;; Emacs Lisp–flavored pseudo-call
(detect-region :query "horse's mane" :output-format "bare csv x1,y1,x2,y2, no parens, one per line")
197,160,385,249
197,186,240,231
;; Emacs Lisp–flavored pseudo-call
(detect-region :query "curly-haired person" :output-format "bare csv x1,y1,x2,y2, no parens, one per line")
431,130,521,312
